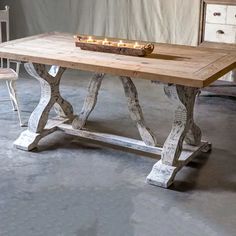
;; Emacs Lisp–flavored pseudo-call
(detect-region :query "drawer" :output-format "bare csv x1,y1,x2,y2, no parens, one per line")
206,4,227,24
204,23,236,43
227,6,236,25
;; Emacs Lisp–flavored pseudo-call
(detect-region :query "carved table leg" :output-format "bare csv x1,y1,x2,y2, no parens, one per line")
147,84,211,188
48,65,75,119
72,73,105,129
120,76,157,146
14,63,74,151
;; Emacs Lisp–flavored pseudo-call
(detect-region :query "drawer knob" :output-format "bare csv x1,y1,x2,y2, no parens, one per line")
216,30,225,35
213,12,221,16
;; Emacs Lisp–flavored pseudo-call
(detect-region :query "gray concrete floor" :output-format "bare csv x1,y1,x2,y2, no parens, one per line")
0,69,235,236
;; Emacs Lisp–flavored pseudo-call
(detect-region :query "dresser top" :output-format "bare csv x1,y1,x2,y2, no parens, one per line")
0,32,235,88
203,0,236,5
200,41,236,52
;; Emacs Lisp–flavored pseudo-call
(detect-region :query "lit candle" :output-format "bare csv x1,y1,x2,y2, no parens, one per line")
118,40,125,47
102,38,109,45
87,36,94,43
133,42,141,49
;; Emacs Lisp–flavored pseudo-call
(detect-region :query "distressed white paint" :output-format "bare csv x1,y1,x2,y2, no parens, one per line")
146,84,208,188
61,123,162,155
73,73,157,146
120,76,157,147
146,141,210,188
14,63,74,150
14,65,212,188
72,73,105,129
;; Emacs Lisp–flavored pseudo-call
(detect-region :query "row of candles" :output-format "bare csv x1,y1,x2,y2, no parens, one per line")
85,36,143,49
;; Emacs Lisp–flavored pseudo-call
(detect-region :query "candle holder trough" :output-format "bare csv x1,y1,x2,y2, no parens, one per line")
75,35,155,57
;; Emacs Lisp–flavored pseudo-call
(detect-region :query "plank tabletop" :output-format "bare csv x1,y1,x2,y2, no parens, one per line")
0,32,235,88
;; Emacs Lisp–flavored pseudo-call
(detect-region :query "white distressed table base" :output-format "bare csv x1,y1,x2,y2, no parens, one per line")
14,64,212,189
14,63,74,151
61,122,211,188
14,117,211,188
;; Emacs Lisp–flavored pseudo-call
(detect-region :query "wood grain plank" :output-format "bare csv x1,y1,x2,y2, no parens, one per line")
0,32,235,88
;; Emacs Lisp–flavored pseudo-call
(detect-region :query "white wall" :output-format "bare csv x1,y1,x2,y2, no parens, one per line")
1,0,201,45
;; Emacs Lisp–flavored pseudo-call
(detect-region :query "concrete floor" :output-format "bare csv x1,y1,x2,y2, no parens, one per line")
0,69,235,236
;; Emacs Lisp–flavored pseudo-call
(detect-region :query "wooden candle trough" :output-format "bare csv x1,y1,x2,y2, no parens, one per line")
75,35,154,57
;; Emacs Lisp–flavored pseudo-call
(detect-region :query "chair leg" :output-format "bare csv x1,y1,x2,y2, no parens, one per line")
6,80,23,127
6,80,17,111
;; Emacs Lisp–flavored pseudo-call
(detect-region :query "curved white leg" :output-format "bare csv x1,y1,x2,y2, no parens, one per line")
147,84,203,188
48,65,74,119
6,80,23,126
120,76,157,146
14,63,74,151
6,80,17,111
72,73,105,129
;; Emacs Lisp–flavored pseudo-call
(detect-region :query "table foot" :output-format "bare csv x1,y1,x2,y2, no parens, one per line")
13,129,55,151
146,160,178,188
14,130,40,151
146,141,209,188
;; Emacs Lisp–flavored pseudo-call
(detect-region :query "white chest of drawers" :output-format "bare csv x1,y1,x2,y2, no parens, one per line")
199,0,236,83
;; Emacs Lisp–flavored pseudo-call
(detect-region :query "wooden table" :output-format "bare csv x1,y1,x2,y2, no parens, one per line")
0,32,235,188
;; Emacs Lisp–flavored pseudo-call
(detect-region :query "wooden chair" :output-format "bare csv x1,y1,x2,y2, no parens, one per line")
0,6,23,126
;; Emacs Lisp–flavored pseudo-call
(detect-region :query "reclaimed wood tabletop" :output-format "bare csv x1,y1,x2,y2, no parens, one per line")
0,32,235,87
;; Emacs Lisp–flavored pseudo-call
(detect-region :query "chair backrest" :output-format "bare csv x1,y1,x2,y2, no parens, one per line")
0,6,10,68
0,5,9,43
